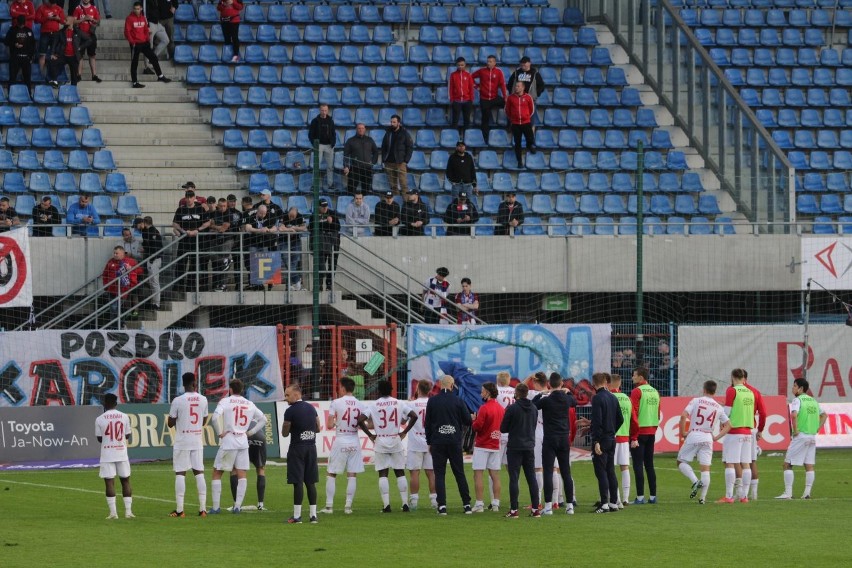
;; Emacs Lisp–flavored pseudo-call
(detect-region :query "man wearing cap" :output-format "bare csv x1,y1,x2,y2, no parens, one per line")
423,267,450,324
508,56,545,101
172,189,210,293
253,189,284,228
496,192,525,236
32,195,61,237
448,57,474,140
135,216,163,310
443,192,479,237
209,198,235,292
309,103,336,190
343,123,379,196
445,141,477,197
309,198,341,291
278,207,306,291
472,54,507,141
244,204,278,291
380,114,414,196
344,191,370,237
400,190,429,237
373,191,400,237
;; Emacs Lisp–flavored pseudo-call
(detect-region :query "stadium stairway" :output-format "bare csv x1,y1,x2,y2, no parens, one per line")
75,18,240,227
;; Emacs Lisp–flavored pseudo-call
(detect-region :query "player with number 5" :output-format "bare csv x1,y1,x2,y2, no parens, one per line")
96,393,133,519
168,372,210,517
208,379,267,514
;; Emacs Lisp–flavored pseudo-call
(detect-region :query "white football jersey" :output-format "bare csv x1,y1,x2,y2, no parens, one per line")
497,386,516,409
213,395,265,450
685,396,729,442
96,410,131,463
527,388,545,438
366,397,411,453
330,395,367,442
407,397,429,453
169,392,209,450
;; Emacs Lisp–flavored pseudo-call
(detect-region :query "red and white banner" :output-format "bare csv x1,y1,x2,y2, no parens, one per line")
816,403,852,448
678,324,852,403
0,228,33,308
655,396,790,453
801,237,852,290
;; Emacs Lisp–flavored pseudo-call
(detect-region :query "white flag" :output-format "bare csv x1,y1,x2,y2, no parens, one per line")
0,227,33,308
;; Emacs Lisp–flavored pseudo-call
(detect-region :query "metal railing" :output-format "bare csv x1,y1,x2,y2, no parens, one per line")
572,0,796,233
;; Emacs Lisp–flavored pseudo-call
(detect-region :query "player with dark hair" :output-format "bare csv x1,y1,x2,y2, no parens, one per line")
230,419,268,510
776,378,828,500
500,382,540,518
95,393,133,519
471,382,504,512
322,377,367,514
533,372,577,515
282,384,320,523
629,366,660,504
590,372,623,513
608,373,632,507
718,368,755,503
742,369,768,500
407,379,437,510
167,372,209,517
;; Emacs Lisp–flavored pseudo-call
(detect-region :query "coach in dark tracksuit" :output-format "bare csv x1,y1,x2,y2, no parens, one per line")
590,372,624,512
500,383,540,516
534,372,577,512
425,375,472,514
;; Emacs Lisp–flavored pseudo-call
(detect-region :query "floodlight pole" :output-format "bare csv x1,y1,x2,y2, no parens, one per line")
635,140,645,359
311,139,321,391
802,278,811,381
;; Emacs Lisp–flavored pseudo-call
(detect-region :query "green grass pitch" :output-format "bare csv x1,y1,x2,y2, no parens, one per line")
1,450,850,567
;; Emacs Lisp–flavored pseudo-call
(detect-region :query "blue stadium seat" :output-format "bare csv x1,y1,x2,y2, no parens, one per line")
587,172,609,192
105,173,128,195
16,149,40,170
78,172,103,194
257,66,280,84
2,172,25,193
92,150,115,171
236,108,259,128
579,194,602,215
247,130,271,150
612,173,634,193
270,88,293,107
260,151,284,172
820,194,843,214
812,216,836,235
555,194,578,215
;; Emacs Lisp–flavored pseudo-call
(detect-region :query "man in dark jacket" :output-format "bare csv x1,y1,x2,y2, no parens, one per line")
399,190,429,236
500,383,540,518
309,103,336,190
425,375,472,515
443,191,479,236
496,191,524,235
373,190,400,237
533,372,577,515
380,114,413,195
590,372,624,513
445,140,477,196
343,123,378,195
507,56,546,100
5,15,35,92
308,198,340,291
32,195,60,236
47,15,81,86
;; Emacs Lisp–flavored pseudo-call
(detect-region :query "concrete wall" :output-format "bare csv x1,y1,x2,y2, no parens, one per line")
30,234,804,296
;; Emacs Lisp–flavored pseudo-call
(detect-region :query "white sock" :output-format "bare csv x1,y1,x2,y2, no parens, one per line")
410,494,419,507
491,498,500,508
543,501,552,512
621,469,631,503
487,475,494,502
725,468,736,498
740,469,752,499
309,504,317,517
804,471,814,496
397,475,409,505
783,469,794,495
211,479,222,510
196,473,207,512
750,479,759,500
294,504,302,518
345,477,356,507
106,496,117,516
325,477,336,508
552,472,561,504
429,492,438,507
235,478,247,508
123,496,133,515
379,477,390,507
679,462,698,484
175,476,186,512
700,471,711,500
535,471,543,503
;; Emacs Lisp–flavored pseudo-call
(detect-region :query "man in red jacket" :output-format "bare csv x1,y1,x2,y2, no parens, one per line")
102,245,142,328
448,57,474,141
124,1,170,88
10,0,36,29
217,0,242,63
471,54,507,141
470,382,505,513
504,82,536,167
35,0,65,78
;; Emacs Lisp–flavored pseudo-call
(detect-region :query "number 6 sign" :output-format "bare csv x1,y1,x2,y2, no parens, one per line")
356,339,372,352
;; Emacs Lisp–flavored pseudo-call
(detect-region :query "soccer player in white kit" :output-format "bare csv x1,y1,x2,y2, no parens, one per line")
95,393,133,519
406,379,437,510
321,377,368,514
168,372,209,517
209,379,267,514
527,372,548,508
776,378,828,500
677,380,731,504
358,380,418,512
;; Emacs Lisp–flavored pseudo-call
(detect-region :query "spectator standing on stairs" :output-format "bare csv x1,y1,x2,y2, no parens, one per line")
35,0,66,80
217,0,243,63
72,0,101,82
135,216,163,311
124,1,171,88
10,0,36,31
47,16,82,87
142,0,175,76
5,15,35,93
448,57,475,141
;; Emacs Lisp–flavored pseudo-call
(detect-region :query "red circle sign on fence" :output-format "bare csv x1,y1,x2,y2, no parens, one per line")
0,236,27,305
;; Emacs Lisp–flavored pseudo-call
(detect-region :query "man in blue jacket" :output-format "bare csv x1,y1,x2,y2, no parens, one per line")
425,375,472,515
501,382,540,518
66,193,100,236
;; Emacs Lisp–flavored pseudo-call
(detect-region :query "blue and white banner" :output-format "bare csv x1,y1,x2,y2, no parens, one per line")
406,324,612,400
0,327,284,407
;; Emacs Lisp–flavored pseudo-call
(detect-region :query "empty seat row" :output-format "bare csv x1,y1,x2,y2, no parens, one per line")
693,27,827,46
757,108,852,128
0,105,92,127
785,150,852,170
0,128,104,149
768,129,852,149
0,149,115,172
797,193,852,214
740,87,851,107
709,47,851,67
0,84,81,106
179,23,394,44
520,193,721,215
417,24,597,46
681,7,852,28
1,171,127,194
724,67,852,87
797,172,852,192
